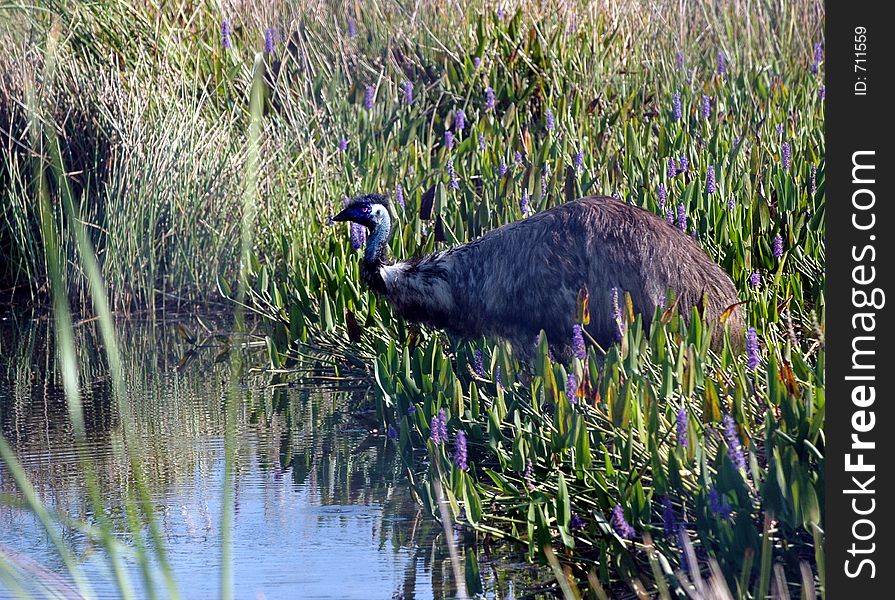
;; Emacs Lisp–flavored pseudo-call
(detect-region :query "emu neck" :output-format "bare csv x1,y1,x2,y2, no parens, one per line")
361,215,391,293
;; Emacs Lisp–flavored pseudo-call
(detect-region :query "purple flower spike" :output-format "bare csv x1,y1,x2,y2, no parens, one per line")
676,407,688,448
447,159,459,190
781,142,791,171
672,92,682,121
221,19,232,50
667,158,677,179
573,151,584,172
676,203,687,232
473,56,481,70
717,50,726,75
722,414,746,470
810,165,817,195
514,151,524,167
749,272,761,288
337,137,348,152
611,505,636,539
453,430,468,470
498,162,508,177
661,498,676,534
773,234,783,258
455,109,466,132
678,156,689,173
519,190,530,214
666,206,674,225
706,165,716,194
523,458,534,491
363,85,375,111
473,349,485,377
545,109,555,131
728,196,735,209
444,130,454,150
566,373,578,405
746,327,759,370
347,17,357,38
402,80,413,105
264,28,275,54
485,86,496,111
702,95,711,119
708,485,732,519
657,185,667,208
571,324,586,360
387,425,398,439
478,134,486,151
430,409,448,445
610,287,624,341
570,513,585,532
395,184,405,209
349,222,366,250
818,85,825,101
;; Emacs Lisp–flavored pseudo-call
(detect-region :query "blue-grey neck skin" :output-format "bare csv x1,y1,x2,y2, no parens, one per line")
365,211,391,264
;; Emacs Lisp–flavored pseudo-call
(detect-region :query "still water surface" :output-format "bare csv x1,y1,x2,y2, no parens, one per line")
0,317,546,599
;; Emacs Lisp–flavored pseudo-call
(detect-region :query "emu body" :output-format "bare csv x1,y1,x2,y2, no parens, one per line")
333,194,743,356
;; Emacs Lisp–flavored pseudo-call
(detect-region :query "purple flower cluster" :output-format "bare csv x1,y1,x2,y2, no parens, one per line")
706,165,716,194
347,17,357,38
221,19,232,50
387,425,398,439
657,185,667,208
473,349,485,377
610,287,624,341
722,414,747,470
566,373,578,405
570,512,585,532
672,92,682,121
571,324,586,360
444,130,454,150
447,159,459,190
519,190,530,214
350,223,366,250
545,109,555,131
676,407,688,448
708,485,732,519
781,142,791,171
485,86,496,111
473,56,481,70
811,42,823,74
717,50,726,75
523,458,535,491
498,162,508,177
611,505,635,539
402,80,413,105
454,109,466,132
395,184,405,209
773,234,783,258
337,137,348,152
819,85,825,101
678,156,689,173
749,272,761,288
702,95,711,119
573,151,584,172
727,196,736,209
810,165,817,195
363,85,375,111
667,158,677,179
264,28,276,54
430,409,448,445
478,134,486,151
746,327,759,370
453,430,468,470
514,151,524,167
676,203,687,232
661,497,676,534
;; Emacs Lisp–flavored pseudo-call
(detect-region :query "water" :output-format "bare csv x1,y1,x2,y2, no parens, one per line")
0,316,547,599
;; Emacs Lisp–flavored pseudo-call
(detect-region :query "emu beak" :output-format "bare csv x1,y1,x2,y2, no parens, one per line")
331,207,352,223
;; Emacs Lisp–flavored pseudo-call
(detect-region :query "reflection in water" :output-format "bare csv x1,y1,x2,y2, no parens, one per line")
0,316,546,599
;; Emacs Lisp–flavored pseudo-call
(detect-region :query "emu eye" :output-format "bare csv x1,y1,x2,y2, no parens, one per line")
360,205,371,214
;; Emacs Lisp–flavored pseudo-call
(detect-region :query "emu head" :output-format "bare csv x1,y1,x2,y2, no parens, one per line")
332,193,391,230
332,193,393,266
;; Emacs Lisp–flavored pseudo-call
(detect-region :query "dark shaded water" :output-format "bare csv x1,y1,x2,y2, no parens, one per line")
0,316,546,599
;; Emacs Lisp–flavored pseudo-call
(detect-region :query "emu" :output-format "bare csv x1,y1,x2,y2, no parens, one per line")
333,193,743,357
